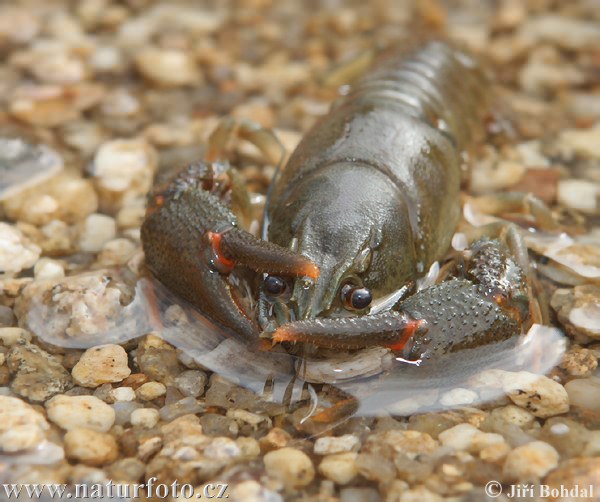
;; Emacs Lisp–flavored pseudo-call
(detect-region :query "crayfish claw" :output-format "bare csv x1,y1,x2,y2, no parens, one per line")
272,311,427,354
219,227,320,279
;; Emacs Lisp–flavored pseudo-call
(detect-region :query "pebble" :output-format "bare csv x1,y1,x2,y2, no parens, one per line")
314,434,361,455
110,387,136,402
112,401,143,426
174,369,207,397
136,381,167,401
488,405,536,429
229,480,283,502
78,214,117,253
438,424,506,453
72,344,131,388
0,327,32,346
557,179,600,214
46,394,115,432
0,223,41,275
33,258,65,279
91,139,157,213
502,371,570,418
0,6,40,44
2,174,98,226
259,427,291,451
130,408,159,428
340,487,382,502
558,346,598,377
7,342,73,402
318,452,358,485
0,396,49,452
518,15,600,50
159,396,205,422
0,137,63,201
134,48,203,87
552,286,600,341
64,428,119,466
544,458,600,497
263,447,315,491
439,387,479,407
503,441,559,480
564,377,600,412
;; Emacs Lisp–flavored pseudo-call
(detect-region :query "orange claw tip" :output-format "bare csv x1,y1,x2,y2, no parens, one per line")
385,318,428,352
295,261,320,279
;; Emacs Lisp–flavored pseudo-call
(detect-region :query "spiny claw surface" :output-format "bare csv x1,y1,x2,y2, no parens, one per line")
272,311,426,352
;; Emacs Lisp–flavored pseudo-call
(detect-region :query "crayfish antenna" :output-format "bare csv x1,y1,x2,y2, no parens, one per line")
220,227,320,279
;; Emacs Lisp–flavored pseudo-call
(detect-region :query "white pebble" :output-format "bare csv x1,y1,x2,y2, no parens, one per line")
438,423,505,453
136,381,166,401
130,408,159,428
46,395,115,432
503,441,559,480
503,371,570,418
78,213,117,253
318,452,358,485
33,258,65,279
557,179,600,214
0,222,40,274
0,396,49,453
314,435,360,455
565,377,600,412
110,387,136,402
264,447,315,490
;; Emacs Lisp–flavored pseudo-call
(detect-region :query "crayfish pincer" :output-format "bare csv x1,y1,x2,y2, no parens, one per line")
142,41,550,366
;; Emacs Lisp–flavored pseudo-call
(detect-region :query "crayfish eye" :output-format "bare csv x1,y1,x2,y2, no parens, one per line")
341,284,372,311
264,275,286,296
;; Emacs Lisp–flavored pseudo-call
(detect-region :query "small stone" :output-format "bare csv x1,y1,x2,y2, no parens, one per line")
438,424,505,453
229,480,282,502
96,238,137,267
392,486,443,502
565,377,600,412
439,387,478,407
7,342,73,402
544,458,600,498
259,427,291,451
0,223,41,275
72,344,131,388
552,286,600,341
64,428,119,466
136,335,182,386
110,387,136,402
46,394,115,432
78,214,117,253
33,258,65,280
91,139,157,213
503,372,570,418
0,396,49,453
159,397,205,422
105,457,146,483
199,413,239,438
0,7,40,44
503,441,559,480
134,48,202,87
130,408,159,428
136,381,166,401
318,452,358,485
174,369,207,397
558,346,598,377
338,487,381,502
314,435,361,455
264,447,315,490
236,437,261,459
557,179,600,214
0,327,32,346
0,137,63,201
112,401,143,426
488,405,536,428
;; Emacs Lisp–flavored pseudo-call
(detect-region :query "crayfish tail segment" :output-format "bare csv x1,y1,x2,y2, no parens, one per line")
219,227,320,279
272,312,427,352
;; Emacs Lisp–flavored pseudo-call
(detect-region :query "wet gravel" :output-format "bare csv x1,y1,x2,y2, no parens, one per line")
1,1,600,501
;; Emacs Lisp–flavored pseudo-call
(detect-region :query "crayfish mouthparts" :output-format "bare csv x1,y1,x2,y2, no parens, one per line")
207,227,320,279
271,312,428,352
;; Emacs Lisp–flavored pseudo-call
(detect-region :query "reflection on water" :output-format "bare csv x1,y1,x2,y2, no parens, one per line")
18,266,566,420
